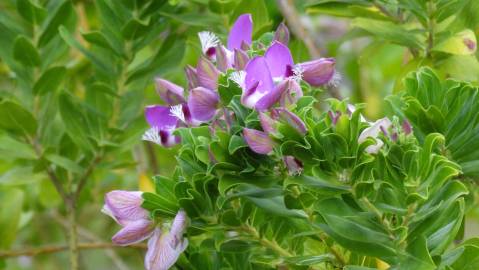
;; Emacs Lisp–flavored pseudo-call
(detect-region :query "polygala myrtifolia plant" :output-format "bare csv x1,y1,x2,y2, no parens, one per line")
103,14,479,270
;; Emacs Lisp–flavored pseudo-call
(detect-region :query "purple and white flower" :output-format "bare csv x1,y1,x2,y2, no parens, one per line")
102,191,154,246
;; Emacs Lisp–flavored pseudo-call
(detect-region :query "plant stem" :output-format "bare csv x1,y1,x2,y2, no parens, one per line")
242,225,293,257
0,243,146,258
68,202,79,270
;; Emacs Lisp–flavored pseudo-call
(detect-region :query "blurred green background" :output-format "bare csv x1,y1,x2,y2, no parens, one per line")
0,0,478,269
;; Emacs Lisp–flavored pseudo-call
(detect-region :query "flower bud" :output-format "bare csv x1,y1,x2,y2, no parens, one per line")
112,219,154,246
243,128,275,154
187,87,219,122
271,108,307,135
103,191,148,225
358,117,392,154
216,45,232,72
144,211,189,270
185,65,199,89
234,49,249,70
154,78,185,105
197,57,220,90
274,22,290,45
298,58,336,87
402,119,413,135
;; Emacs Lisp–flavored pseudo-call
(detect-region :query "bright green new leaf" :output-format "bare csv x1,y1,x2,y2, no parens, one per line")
433,29,477,55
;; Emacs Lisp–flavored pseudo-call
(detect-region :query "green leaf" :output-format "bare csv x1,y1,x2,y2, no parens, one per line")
45,154,83,174
284,175,350,196
433,29,477,55
13,35,41,67
0,132,36,160
121,18,150,40
285,254,336,266
352,18,424,49
0,100,37,135
228,135,247,154
33,66,66,95
59,26,111,74
38,0,75,47
0,188,24,249
81,30,124,57
58,93,92,151
247,196,308,219
16,0,47,24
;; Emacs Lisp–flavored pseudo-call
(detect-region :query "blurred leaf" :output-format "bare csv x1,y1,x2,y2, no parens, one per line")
0,100,37,135
59,26,111,74
45,154,83,174
33,66,66,95
0,132,36,160
433,29,477,55
16,0,47,24
13,35,41,67
58,93,92,151
38,0,75,47
352,18,424,49
0,188,24,249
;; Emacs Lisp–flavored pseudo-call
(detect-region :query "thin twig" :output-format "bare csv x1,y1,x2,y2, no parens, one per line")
0,243,146,258
50,212,131,270
75,154,103,199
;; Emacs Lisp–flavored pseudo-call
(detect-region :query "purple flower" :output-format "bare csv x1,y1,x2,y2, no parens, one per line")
358,117,392,154
243,128,275,154
283,156,303,175
227,14,253,51
197,14,252,69
271,108,308,135
102,191,154,246
241,56,293,111
155,78,185,105
142,105,181,147
402,119,413,135
187,87,220,122
145,210,189,270
298,58,336,87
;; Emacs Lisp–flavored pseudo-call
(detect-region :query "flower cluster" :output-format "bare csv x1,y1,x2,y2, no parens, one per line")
142,13,337,150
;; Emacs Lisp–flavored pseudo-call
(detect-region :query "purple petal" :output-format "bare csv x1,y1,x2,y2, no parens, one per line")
274,22,290,45
104,191,148,225
272,108,307,135
255,79,290,111
227,14,253,51
188,87,219,122
145,105,178,129
279,79,303,107
298,58,336,87
197,57,220,90
241,80,261,109
155,78,185,105
112,219,154,246
283,156,303,175
265,41,294,78
259,112,277,134
233,49,249,70
168,210,188,247
243,128,275,154
358,117,392,143
402,119,413,135
216,45,233,72
244,56,274,93
145,230,188,270
185,65,199,89
241,41,250,51
142,127,180,148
